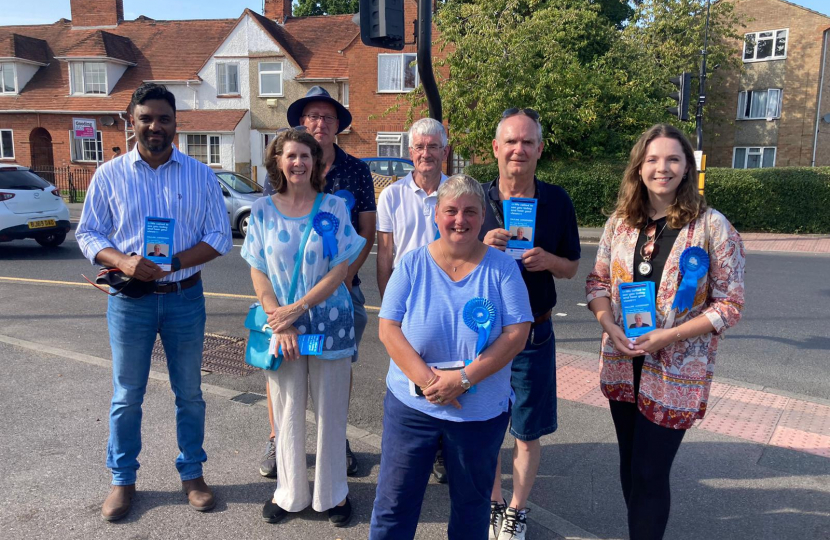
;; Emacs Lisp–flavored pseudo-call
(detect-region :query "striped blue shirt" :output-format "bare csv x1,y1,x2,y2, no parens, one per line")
76,145,233,282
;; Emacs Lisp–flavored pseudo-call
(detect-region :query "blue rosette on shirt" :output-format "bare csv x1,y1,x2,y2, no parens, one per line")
463,298,497,357
313,212,340,259
334,189,355,211
672,246,709,312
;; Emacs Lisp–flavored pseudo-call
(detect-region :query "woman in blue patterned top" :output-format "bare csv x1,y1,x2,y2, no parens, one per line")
242,129,365,527
369,175,533,540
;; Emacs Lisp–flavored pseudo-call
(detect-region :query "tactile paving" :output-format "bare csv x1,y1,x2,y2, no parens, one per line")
697,386,789,444
576,386,610,409
706,381,733,410
151,332,257,376
775,398,830,437
556,365,598,402
768,426,830,459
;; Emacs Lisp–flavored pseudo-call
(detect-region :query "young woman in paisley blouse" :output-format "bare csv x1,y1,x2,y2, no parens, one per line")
585,124,745,540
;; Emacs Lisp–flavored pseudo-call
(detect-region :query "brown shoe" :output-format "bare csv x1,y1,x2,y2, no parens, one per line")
182,476,216,512
101,484,136,522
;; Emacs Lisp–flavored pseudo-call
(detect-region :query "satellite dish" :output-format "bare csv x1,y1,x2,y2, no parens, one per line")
100,116,115,126
823,113,830,123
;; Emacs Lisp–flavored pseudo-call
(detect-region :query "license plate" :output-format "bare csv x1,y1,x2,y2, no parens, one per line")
28,219,56,229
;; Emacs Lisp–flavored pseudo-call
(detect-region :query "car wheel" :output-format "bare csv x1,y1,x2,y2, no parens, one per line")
36,232,67,247
238,212,251,238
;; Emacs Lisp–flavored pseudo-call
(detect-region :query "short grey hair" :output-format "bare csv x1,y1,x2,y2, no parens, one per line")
495,111,543,145
436,174,486,212
408,118,448,148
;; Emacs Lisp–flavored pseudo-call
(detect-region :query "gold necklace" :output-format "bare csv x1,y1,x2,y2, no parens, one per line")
438,241,469,273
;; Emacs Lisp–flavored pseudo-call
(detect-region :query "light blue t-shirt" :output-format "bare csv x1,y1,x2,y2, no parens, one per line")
241,194,366,359
380,245,533,422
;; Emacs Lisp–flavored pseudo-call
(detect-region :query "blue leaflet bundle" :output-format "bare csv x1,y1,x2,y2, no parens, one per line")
271,333,326,356
144,217,175,271
503,197,537,259
619,282,658,339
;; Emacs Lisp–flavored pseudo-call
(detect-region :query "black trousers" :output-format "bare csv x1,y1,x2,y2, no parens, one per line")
609,356,686,540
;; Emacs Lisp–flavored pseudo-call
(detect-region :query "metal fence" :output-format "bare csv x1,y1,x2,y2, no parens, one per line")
31,166,95,203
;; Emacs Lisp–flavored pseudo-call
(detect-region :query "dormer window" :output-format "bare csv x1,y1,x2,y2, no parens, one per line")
70,62,107,95
0,63,16,94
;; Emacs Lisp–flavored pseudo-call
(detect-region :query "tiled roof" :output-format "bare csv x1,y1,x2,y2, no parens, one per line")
61,31,136,64
248,10,358,79
176,109,247,132
0,34,49,64
0,17,236,113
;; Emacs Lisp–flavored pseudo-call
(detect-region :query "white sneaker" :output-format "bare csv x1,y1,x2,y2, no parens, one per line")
498,506,529,540
489,499,507,539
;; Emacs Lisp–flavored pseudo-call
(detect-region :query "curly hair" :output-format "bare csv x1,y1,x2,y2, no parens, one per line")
613,124,706,230
264,129,326,194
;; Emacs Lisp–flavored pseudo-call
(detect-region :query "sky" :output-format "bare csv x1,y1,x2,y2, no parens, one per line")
3,0,829,25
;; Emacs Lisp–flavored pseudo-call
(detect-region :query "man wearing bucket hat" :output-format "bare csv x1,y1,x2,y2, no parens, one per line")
260,86,375,479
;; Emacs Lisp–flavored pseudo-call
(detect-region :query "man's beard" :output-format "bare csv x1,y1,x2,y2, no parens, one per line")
139,131,173,153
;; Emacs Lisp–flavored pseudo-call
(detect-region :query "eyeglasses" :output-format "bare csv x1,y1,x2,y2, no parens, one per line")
411,144,443,153
502,108,540,121
301,113,338,125
641,222,668,260
275,126,309,135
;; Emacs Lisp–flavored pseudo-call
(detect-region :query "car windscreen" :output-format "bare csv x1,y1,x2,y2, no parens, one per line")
0,169,52,190
216,172,262,194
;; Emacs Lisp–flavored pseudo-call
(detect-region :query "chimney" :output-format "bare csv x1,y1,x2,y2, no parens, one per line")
264,0,292,22
70,0,124,28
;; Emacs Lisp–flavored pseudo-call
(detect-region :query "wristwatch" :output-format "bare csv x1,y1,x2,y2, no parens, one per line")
459,368,471,391
171,257,182,271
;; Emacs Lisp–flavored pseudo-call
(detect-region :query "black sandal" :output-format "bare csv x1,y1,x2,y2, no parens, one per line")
328,497,352,527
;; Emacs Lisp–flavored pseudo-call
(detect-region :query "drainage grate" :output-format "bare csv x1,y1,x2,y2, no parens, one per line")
150,332,259,376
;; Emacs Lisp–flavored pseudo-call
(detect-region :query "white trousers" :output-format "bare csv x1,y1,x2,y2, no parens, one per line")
266,355,351,512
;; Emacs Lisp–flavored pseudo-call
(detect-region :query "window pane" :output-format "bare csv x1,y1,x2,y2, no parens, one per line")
378,144,400,157
767,89,780,117
733,148,746,168
217,64,227,94
227,64,239,94
762,148,775,168
72,62,84,94
749,91,767,118
743,35,755,59
260,62,281,73
403,54,417,90
1,64,14,92
209,136,220,165
737,92,746,119
756,36,773,59
84,63,106,94
378,55,402,91
261,72,282,95
1,130,13,158
746,148,761,169
187,134,208,164
775,30,787,56
342,83,349,107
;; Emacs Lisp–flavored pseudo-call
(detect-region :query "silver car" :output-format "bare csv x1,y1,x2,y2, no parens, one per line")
215,170,263,237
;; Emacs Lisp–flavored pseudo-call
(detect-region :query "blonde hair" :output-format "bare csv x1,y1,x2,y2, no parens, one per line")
614,124,706,229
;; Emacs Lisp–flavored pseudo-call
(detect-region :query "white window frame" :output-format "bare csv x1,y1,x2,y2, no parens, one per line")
737,88,782,120
70,62,107,95
377,53,419,93
0,63,17,94
216,62,240,96
70,130,103,162
341,82,349,108
258,61,283,97
732,146,776,169
743,29,788,62
376,132,409,157
0,129,14,159
184,134,221,166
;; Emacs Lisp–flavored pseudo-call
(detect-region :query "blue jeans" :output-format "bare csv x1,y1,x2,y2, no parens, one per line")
350,284,367,363
509,318,557,441
370,392,509,540
105,282,207,485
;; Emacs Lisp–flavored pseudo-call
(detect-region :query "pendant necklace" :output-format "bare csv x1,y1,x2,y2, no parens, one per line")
638,219,669,276
438,241,464,273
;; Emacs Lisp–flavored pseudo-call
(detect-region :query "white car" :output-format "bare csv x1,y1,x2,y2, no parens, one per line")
0,165,71,247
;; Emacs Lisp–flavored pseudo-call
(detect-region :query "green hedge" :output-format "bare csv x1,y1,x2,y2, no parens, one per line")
464,162,830,233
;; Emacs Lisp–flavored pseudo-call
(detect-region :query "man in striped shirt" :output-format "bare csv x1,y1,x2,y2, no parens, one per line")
76,83,232,522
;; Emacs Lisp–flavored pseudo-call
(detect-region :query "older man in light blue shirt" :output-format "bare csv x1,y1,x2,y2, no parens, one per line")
76,83,231,522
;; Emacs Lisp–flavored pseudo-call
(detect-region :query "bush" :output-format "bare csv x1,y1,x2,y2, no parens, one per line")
465,161,830,233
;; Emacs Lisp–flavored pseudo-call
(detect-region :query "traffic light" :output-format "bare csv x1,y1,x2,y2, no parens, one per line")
359,0,405,50
667,72,691,121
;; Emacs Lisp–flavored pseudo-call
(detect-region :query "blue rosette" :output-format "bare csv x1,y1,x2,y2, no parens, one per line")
334,189,355,211
313,212,340,259
463,297,497,357
671,246,710,312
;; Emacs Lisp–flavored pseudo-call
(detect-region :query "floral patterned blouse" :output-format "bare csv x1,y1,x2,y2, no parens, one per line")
585,208,746,429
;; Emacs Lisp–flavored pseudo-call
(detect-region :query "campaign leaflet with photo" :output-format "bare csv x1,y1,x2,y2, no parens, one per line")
503,197,537,259
270,333,325,357
619,281,658,339
144,217,175,271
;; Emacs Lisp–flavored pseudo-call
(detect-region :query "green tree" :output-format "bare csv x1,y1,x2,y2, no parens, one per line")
293,0,359,16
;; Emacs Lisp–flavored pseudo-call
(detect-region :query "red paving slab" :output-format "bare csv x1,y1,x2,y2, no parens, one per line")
556,354,830,459
740,233,830,254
